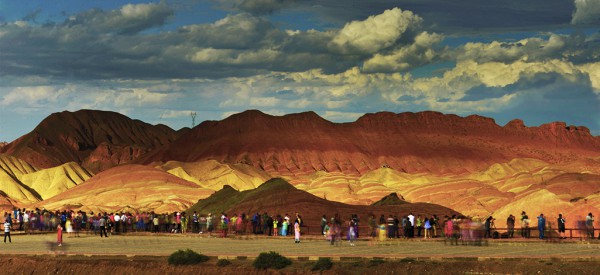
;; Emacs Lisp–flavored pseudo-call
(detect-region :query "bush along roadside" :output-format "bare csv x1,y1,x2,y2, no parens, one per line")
311,257,333,271
253,251,292,270
168,249,210,265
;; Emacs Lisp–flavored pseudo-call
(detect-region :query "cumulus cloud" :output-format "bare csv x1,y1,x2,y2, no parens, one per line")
0,5,435,80
455,34,599,64
64,2,174,35
0,85,64,106
363,32,443,73
572,0,600,24
330,8,422,54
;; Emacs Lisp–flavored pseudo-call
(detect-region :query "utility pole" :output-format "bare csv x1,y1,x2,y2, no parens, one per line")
190,112,197,128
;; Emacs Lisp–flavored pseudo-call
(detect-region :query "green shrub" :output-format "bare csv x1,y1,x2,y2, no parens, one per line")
253,251,292,269
168,249,209,265
369,258,385,266
217,259,231,267
311,257,333,271
399,257,415,263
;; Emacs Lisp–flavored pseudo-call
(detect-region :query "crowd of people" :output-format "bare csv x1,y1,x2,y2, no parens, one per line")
1,208,306,241
3,207,599,246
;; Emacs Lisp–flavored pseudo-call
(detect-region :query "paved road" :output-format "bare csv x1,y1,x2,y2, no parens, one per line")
1,233,599,260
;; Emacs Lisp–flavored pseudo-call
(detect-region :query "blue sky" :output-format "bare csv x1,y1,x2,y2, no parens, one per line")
1,0,600,141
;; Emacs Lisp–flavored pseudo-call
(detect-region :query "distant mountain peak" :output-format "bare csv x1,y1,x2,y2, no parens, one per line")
0,109,183,172
371,192,407,206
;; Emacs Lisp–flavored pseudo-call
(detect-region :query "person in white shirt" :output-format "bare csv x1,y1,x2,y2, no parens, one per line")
23,212,29,232
114,214,121,233
120,214,127,233
4,222,11,243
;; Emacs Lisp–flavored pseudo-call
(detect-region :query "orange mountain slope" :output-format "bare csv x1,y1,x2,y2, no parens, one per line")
36,164,215,213
0,110,187,173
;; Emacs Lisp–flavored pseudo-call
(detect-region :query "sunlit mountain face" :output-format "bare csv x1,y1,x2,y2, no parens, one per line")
1,110,598,230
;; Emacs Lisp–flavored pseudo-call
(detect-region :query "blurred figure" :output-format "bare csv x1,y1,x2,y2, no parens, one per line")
320,215,327,236
348,220,356,246
585,213,594,239
57,223,63,247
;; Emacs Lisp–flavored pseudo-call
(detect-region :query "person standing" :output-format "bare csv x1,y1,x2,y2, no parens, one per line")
416,215,423,237
320,215,327,236
66,217,73,238
99,215,108,238
294,220,301,243
520,211,530,238
206,213,213,237
407,213,415,237
431,215,439,238
348,220,356,246
423,217,431,239
57,223,63,246
537,214,546,239
557,214,566,239
3,221,10,243
585,213,594,239
386,215,395,239
192,211,199,233
152,215,159,233
484,216,494,238
507,214,515,238
272,216,279,237
181,212,188,234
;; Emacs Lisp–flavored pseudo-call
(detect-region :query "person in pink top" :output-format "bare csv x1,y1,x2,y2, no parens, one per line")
294,220,301,243
444,215,457,245
57,224,63,247
238,214,244,233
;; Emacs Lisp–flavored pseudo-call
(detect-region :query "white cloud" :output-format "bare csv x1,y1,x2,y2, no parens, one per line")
160,110,198,119
330,8,422,54
363,32,443,72
579,62,600,93
112,89,172,107
1,85,65,106
572,0,600,24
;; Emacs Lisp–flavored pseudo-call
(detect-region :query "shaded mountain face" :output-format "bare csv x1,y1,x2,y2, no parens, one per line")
0,110,187,172
140,110,600,176
371,193,407,206
188,178,460,227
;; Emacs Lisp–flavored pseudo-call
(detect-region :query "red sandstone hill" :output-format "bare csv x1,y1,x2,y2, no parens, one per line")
139,110,600,176
0,110,188,172
187,178,460,227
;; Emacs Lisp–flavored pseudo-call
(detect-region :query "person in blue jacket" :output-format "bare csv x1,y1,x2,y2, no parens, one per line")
537,214,546,239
